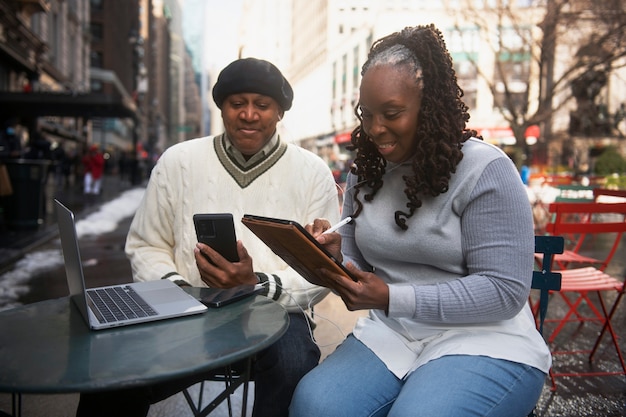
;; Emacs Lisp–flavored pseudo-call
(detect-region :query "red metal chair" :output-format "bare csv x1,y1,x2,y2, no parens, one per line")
593,188,626,202
537,202,626,384
545,189,626,269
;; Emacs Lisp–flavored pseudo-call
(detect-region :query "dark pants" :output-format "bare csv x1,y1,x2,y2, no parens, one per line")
76,312,320,417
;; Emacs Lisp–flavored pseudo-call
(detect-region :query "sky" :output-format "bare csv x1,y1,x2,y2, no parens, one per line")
202,0,244,71
181,0,244,73
0,188,145,311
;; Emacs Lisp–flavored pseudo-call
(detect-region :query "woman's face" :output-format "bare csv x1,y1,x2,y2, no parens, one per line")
358,64,422,164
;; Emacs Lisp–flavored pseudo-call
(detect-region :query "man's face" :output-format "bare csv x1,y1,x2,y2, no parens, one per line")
221,93,283,158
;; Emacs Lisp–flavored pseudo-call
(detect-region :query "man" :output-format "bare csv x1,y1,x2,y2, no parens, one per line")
76,58,339,417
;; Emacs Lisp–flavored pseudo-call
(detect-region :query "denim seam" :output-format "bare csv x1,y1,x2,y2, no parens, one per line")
368,399,396,417
483,363,533,417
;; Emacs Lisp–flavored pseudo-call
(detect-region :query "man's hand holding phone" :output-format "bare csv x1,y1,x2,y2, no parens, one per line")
193,213,257,288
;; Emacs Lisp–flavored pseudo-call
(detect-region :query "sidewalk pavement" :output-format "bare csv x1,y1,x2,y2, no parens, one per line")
0,174,137,274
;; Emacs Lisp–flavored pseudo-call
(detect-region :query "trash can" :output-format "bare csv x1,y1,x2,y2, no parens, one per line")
3,159,50,230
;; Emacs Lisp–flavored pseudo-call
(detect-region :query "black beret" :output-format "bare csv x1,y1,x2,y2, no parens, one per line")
212,58,294,111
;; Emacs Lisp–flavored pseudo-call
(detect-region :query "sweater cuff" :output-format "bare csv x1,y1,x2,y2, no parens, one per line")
255,272,282,301
387,284,416,317
161,271,189,286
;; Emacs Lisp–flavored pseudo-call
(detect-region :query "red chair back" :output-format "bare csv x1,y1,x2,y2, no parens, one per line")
546,202,626,271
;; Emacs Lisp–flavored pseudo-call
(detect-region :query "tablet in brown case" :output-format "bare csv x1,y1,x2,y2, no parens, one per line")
241,214,358,286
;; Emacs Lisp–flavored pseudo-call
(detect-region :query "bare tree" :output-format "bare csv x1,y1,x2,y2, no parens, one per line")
445,0,626,164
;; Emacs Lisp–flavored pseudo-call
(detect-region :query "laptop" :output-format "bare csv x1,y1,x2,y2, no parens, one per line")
55,199,207,330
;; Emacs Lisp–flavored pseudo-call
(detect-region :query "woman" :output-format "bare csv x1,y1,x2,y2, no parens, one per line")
290,24,550,417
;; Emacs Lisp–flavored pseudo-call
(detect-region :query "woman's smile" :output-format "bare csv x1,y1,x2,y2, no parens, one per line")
375,141,398,154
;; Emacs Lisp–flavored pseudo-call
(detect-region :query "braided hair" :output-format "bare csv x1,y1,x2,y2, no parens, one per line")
348,24,477,230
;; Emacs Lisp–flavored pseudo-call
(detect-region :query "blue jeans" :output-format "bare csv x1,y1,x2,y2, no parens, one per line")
76,312,318,417
290,335,546,417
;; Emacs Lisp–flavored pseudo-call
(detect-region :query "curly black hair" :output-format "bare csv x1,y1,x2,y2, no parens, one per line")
348,24,478,230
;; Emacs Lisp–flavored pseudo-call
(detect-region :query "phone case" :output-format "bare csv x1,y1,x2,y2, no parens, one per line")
197,285,263,307
193,213,239,263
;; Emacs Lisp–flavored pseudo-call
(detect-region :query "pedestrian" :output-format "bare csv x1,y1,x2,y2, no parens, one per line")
0,123,22,159
82,144,105,195
23,131,51,160
51,143,67,188
118,150,129,183
290,24,551,417
75,57,340,417
62,147,77,188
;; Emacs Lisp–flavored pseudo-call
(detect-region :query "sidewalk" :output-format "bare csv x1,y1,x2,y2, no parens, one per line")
0,174,137,274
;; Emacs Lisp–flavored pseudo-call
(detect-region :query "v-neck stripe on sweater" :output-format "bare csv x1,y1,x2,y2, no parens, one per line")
214,134,288,188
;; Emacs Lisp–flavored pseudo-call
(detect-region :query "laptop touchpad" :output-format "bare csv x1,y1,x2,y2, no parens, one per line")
141,288,189,304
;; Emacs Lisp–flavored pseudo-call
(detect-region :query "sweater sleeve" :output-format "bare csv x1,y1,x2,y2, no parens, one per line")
392,157,535,323
125,150,184,283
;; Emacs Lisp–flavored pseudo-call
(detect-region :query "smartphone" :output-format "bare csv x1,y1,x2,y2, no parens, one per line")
196,284,264,308
193,213,239,264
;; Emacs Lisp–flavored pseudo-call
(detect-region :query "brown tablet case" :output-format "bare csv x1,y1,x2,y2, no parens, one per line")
241,214,358,286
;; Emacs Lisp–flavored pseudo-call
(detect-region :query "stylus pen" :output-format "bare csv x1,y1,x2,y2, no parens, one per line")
322,216,353,235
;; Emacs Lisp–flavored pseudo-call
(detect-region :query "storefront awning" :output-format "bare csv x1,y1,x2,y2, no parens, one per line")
471,125,540,146
335,132,352,144
0,91,137,120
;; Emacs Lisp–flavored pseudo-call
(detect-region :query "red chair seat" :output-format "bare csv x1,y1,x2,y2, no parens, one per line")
553,250,601,265
533,202,626,387
559,268,624,291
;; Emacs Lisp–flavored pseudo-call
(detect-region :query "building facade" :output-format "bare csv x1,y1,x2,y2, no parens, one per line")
228,0,626,174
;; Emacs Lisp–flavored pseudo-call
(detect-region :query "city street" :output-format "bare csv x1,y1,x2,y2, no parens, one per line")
2,2,625,415
0,176,624,416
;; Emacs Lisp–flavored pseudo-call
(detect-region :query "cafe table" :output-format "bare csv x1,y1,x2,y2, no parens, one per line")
0,290,289,417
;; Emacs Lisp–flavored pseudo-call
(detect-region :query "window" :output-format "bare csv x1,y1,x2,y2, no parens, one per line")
91,80,103,92
90,23,103,43
90,51,103,68
332,62,337,100
341,54,347,96
447,27,480,110
352,45,359,90
90,0,103,11
493,60,530,112
454,60,478,109
493,26,531,113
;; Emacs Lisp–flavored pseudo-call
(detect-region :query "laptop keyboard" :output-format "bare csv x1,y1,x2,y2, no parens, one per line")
87,285,157,323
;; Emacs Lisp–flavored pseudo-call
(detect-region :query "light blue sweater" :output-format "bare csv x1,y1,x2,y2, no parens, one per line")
341,138,551,377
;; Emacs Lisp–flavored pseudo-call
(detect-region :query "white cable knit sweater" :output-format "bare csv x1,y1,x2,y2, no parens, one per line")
125,134,340,312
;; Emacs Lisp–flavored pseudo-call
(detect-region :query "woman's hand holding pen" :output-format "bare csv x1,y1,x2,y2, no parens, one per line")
306,218,343,262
